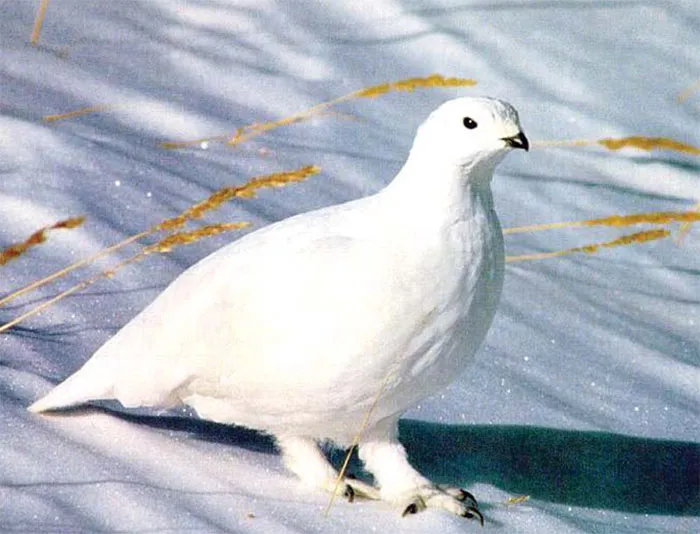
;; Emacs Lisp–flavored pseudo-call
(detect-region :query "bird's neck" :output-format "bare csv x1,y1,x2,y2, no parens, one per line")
380,157,498,229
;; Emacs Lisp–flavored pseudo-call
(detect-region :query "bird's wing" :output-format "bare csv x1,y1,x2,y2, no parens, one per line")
31,196,431,415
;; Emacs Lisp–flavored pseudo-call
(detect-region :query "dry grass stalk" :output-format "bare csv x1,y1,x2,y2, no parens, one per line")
30,0,50,46
44,105,112,123
506,229,670,263
504,495,530,506
534,136,700,155
0,217,84,267
0,230,150,308
599,137,700,155
324,372,393,517
0,222,250,334
0,247,153,335
156,165,319,230
351,74,477,99
0,241,164,335
159,134,231,150
504,210,700,235
0,166,317,310
159,74,477,149
144,223,250,254
0,271,107,335
227,75,475,148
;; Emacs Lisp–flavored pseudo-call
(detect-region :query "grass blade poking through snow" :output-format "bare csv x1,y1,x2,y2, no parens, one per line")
43,105,113,123
533,136,700,155
0,217,84,267
503,209,700,235
156,165,319,230
160,74,478,149
598,137,700,155
0,224,248,335
504,495,531,507
0,166,319,312
143,223,250,254
30,0,50,46
504,208,700,262
226,75,477,147
506,229,671,263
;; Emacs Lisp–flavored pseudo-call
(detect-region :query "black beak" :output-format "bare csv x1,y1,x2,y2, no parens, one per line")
502,132,529,151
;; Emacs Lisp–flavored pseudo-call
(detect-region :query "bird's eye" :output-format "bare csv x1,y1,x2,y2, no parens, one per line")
462,117,478,129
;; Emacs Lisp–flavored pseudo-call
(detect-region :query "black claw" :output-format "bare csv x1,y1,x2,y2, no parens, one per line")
458,489,479,508
345,473,357,480
343,484,355,503
461,506,484,527
402,502,419,517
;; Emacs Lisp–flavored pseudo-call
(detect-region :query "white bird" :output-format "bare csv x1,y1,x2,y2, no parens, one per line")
29,97,528,522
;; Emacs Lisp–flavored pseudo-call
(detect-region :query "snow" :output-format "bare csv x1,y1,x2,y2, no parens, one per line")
1,1,698,532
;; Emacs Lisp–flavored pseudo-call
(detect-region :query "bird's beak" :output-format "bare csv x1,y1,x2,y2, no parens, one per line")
502,132,529,151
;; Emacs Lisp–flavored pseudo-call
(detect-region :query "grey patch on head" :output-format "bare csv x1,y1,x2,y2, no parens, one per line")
473,96,520,125
496,100,520,124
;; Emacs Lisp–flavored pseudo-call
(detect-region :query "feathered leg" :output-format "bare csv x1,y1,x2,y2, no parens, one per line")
276,436,379,501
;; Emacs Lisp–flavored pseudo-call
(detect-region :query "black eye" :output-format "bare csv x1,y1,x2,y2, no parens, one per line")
463,117,478,129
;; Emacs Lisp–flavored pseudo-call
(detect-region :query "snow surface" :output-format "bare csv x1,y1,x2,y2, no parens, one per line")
1,1,698,533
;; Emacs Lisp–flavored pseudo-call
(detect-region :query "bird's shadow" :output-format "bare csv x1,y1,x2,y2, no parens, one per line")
400,421,700,517
98,407,699,516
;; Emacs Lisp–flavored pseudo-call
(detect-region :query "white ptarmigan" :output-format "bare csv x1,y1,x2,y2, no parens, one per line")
29,97,528,522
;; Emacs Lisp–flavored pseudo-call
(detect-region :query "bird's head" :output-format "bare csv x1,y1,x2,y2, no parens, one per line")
408,97,528,176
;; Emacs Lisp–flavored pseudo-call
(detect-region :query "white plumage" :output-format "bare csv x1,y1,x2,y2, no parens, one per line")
30,97,528,521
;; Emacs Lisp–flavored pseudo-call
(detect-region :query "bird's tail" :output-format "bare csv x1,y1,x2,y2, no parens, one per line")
28,359,115,413
28,352,191,414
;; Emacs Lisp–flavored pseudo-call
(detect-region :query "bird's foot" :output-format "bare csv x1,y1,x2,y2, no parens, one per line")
397,485,483,525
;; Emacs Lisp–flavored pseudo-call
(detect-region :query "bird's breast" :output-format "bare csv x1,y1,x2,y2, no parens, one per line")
377,207,505,412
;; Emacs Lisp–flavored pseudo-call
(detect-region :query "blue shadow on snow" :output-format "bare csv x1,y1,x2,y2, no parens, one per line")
399,420,699,516
104,408,699,516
